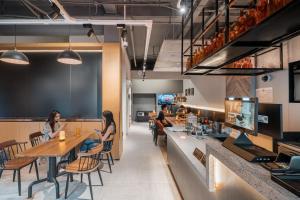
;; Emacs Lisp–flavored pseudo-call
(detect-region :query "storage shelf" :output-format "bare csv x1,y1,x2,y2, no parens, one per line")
184,68,282,76
184,0,300,75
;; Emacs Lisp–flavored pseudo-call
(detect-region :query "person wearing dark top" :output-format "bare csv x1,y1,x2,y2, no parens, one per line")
156,104,171,127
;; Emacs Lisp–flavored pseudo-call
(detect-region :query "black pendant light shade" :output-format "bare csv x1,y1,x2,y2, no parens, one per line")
57,49,82,65
0,50,29,65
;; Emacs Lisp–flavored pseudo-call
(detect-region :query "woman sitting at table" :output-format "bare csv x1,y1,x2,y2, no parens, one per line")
80,110,116,152
42,110,67,140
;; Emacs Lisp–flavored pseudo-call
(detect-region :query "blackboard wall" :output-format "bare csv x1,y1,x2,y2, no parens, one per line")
0,52,102,119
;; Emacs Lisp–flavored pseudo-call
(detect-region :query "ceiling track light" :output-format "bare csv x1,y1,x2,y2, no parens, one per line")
180,6,186,14
57,26,82,65
0,25,29,65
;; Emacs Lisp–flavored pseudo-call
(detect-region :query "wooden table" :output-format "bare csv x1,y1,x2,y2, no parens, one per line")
19,132,92,199
165,117,186,126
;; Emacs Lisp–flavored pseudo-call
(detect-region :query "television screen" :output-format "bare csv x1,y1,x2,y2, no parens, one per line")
224,97,258,135
157,94,176,105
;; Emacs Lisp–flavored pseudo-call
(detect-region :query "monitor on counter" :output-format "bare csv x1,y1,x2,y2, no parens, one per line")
258,103,283,140
224,97,258,136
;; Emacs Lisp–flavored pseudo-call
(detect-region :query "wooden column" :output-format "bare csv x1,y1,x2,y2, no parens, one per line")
102,43,123,159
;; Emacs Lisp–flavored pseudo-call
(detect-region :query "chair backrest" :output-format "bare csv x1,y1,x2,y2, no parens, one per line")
0,140,26,169
78,143,103,172
155,120,165,135
103,134,114,151
29,131,44,147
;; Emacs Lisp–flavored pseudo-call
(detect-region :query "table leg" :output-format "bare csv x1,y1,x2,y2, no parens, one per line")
47,157,57,182
28,157,61,199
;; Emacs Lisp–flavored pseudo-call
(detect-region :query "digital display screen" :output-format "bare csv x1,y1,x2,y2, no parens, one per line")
157,94,176,105
225,99,257,133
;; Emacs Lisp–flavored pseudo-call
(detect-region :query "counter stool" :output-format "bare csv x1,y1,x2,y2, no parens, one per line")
64,143,103,200
0,140,39,196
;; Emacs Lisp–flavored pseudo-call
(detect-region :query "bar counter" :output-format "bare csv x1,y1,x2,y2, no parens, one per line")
164,119,299,200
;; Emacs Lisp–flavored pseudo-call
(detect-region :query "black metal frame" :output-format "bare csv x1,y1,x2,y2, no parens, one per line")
182,0,300,76
289,61,300,103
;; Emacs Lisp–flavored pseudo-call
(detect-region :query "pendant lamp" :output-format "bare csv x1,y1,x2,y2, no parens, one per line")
0,25,29,65
57,26,82,65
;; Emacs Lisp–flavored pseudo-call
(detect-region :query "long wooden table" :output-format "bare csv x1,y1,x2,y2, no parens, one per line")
19,132,92,199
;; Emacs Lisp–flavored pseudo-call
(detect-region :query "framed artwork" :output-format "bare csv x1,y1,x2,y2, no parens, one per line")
190,88,194,96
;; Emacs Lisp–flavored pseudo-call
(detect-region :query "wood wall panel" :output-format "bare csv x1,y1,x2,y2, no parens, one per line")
102,43,122,159
0,42,123,158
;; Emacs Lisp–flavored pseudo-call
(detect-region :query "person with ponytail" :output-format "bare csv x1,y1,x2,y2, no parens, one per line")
80,110,116,152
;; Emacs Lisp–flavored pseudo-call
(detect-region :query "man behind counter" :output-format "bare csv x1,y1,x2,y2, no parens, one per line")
156,104,172,127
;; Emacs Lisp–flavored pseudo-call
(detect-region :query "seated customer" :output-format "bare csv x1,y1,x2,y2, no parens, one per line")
42,110,67,140
80,110,116,152
176,105,185,117
156,104,171,127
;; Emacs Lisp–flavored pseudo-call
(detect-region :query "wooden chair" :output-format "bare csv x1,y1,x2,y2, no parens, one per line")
28,131,44,173
154,120,165,145
0,140,39,196
64,143,104,200
101,134,114,173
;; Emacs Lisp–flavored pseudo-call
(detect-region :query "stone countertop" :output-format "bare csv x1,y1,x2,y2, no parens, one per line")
165,128,300,200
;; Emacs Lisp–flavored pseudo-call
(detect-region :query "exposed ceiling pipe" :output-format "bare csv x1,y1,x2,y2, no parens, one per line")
0,0,152,69
129,26,137,68
20,0,40,19
177,0,182,8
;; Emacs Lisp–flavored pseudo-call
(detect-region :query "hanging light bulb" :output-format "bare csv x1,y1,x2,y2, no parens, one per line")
0,25,29,65
57,25,82,65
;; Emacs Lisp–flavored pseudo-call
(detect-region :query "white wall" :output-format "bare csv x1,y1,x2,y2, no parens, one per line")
132,94,156,121
183,76,226,110
256,36,300,131
132,79,183,94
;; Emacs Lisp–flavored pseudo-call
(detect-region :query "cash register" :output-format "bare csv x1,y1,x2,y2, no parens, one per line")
261,142,300,197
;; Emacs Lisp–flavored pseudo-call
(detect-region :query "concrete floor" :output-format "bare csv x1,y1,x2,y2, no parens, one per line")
0,123,181,200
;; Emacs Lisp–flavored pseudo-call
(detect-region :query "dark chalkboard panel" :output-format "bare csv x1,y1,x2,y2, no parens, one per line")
0,52,102,119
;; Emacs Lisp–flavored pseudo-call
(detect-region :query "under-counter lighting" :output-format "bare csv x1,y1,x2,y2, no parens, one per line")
180,135,186,139
181,104,225,113
228,97,235,101
242,97,250,101
214,158,224,191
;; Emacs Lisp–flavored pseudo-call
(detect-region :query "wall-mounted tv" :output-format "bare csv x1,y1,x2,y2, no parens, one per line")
157,94,176,105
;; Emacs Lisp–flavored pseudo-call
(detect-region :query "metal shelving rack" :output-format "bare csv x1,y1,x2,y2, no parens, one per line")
181,0,300,76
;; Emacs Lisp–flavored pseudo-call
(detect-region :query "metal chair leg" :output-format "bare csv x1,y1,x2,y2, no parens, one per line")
87,173,94,200
13,170,16,182
34,160,40,180
97,168,103,186
17,169,21,196
65,173,70,199
29,162,33,173
0,169,3,179
80,174,83,183
107,153,112,173
109,152,114,165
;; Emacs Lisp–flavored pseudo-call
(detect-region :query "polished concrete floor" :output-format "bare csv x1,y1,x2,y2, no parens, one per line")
0,123,181,200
